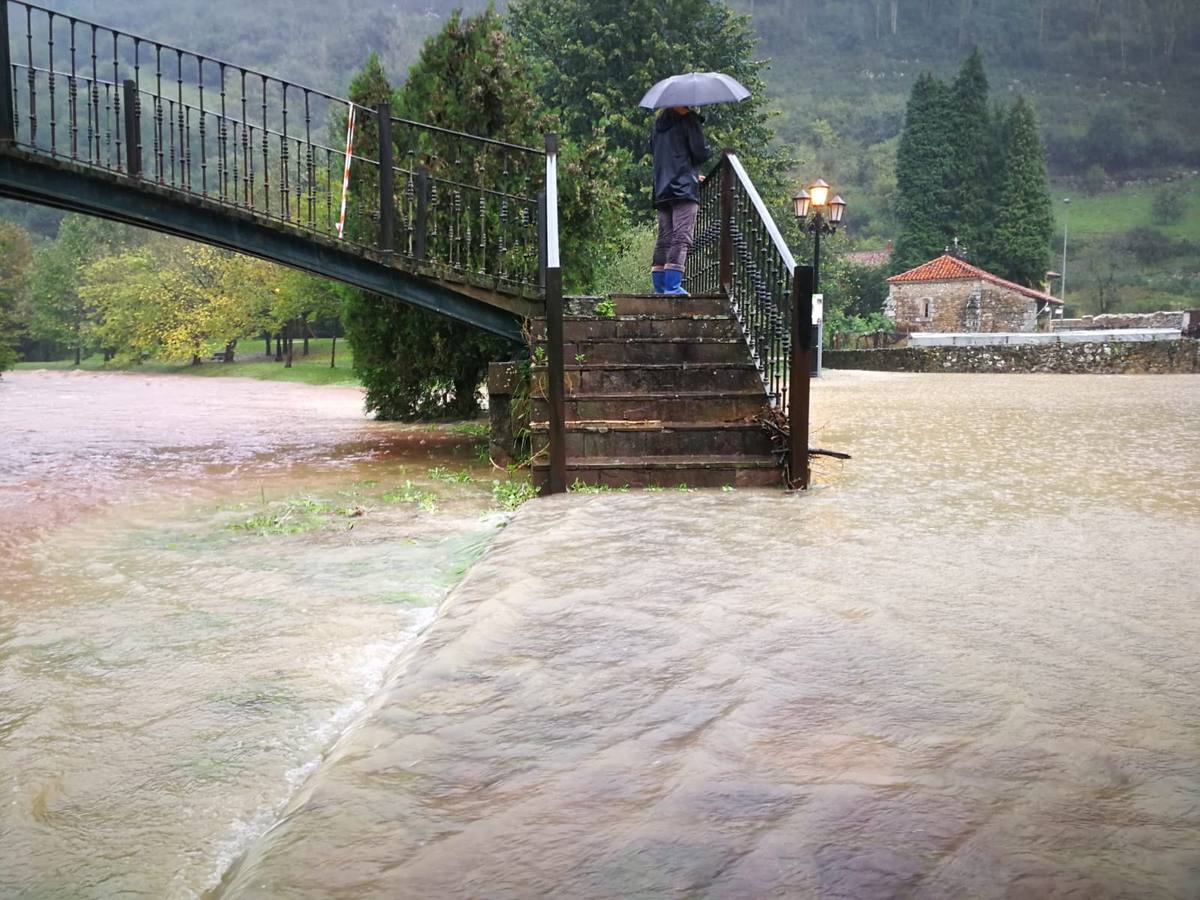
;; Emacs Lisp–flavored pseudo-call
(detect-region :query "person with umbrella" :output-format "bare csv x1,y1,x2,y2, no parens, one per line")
641,72,749,295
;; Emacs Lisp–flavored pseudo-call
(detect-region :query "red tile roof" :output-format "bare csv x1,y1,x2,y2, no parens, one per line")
888,254,1063,304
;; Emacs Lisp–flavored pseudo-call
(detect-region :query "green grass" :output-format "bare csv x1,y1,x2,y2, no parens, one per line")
16,337,360,387
1053,177,1200,240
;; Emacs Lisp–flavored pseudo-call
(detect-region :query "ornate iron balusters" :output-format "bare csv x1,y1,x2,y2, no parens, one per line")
66,17,77,159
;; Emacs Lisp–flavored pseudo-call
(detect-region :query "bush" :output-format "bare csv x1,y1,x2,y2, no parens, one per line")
1152,188,1186,225
592,222,657,295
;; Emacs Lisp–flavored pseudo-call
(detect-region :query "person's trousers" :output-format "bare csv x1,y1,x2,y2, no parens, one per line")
652,201,700,271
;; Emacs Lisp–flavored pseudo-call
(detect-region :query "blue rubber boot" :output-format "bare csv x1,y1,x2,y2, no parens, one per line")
651,270,666,294
663,269,690,296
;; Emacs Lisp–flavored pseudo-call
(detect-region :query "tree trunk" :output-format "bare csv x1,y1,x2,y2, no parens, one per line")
330,334,337,368
284,322,293,369
191,354,203,367
264,331,271,355
223,339,237,363
302,314,309,356
275,333,283,362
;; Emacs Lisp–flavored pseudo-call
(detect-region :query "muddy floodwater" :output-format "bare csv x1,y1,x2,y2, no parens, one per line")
0,371,507,897
4,369,1200,899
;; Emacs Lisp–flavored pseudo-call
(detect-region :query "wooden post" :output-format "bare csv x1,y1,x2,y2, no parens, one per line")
719,151,734,292
790,265,815,490
122,79,142,178
543,132,567,495
376,102,395,252
0,0,13,143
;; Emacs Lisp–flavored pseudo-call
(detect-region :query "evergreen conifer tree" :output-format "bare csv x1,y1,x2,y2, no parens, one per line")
341,22,515,421
891,73,954,273
341,8,626,420
992,97,1053,287
947,49,994,266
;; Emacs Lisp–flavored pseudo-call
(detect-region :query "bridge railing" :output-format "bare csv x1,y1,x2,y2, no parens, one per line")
687,151,815,489
0,0,548,297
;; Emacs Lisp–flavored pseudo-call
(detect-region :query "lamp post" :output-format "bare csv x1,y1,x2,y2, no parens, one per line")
1060,197,1070,302
793,179,846,294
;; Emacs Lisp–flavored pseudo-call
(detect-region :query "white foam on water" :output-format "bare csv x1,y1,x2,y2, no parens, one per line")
197,606,438,897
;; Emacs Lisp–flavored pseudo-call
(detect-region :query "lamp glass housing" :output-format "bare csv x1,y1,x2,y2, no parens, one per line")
828,195,846,225
808,179,830,208
793,190,811,219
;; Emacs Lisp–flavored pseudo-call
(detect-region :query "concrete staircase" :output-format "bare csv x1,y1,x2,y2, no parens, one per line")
530,294,781,489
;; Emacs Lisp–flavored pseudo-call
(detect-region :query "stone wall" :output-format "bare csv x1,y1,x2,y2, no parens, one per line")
1054,310,1188,331
824,338,1200,374
487,361,529,465
888,279,1037,333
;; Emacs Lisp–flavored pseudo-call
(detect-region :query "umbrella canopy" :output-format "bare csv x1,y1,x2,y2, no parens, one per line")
638,72,751,109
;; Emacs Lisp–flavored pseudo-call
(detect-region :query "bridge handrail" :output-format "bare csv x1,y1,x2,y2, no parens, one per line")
686,150,815,488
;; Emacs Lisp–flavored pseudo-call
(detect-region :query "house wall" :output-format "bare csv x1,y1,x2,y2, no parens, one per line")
887,279,1038,333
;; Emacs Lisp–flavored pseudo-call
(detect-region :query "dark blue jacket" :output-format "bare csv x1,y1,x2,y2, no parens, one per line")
650,110,712,207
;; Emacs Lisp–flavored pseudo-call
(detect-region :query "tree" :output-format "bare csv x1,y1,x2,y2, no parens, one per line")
507,0,788,207
78,239,277,365
992,97,1053,287
947,49,995,266
26,215,140,364
0,222,32,373
341,17,522,420
891,73,955,273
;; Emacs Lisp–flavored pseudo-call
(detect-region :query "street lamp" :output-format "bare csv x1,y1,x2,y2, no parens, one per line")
792,178,845,293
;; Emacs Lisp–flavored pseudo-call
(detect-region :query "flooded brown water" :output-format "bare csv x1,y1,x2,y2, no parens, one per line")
0,371,507,898
3,370,1200,898
217,371,1200,900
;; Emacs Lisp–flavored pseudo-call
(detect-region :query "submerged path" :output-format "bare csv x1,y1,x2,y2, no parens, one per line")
221,373,1200,899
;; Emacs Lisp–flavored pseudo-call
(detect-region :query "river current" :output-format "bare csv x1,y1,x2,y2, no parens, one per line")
3,369,1199,898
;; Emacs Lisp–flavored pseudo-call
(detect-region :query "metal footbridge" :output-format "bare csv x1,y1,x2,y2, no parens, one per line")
0,0,559,342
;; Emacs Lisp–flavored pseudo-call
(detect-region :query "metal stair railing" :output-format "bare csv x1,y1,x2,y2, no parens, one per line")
0,0,552,298
687,150,816,489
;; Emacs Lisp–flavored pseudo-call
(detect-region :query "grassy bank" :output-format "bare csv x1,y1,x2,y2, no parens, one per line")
16,338,360,387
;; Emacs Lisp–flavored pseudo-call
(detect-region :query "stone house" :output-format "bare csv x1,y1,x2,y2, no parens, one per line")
884,254,1063,333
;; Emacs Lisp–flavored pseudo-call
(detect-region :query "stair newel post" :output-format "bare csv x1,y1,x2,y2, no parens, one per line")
789,264,815,490
719,150,734,293
376,102,395,252
122,78,141,178
0,0,13,143
543,131,567,495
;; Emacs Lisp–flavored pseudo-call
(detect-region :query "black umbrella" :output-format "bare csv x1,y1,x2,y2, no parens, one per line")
638,72,751,109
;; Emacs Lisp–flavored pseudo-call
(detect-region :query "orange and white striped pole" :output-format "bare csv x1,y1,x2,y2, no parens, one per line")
335,103,357,240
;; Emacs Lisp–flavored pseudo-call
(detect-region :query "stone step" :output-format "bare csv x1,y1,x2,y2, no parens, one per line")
531,390,768,423
531,421,774,458
533,362,763,394
531,315,740,342
531,454,782,490
566,294,729,318
556,337,747,365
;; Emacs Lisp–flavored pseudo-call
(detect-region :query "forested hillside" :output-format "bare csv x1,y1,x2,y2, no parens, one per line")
16,0,1200,315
